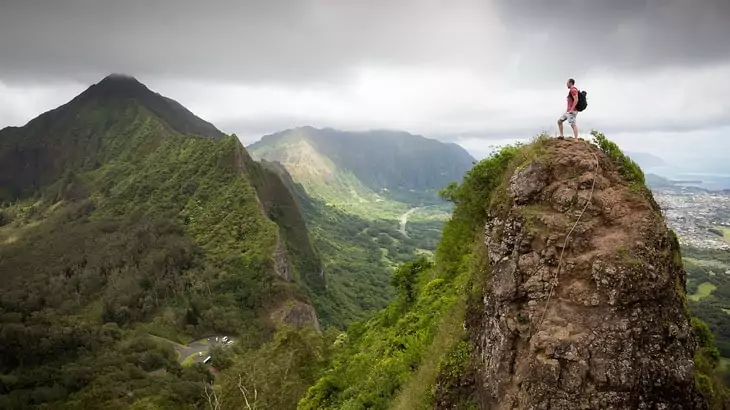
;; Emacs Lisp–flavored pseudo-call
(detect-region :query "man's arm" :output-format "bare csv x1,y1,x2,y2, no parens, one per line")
570,88,578,111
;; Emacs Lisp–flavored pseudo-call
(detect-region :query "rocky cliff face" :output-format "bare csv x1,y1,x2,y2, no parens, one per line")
470,138,706,409
271,300,322,332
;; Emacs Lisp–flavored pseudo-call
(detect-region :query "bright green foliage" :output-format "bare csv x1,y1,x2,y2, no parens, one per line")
390,256,433,305
298,263,470,410
215,326,337,410
437,134,549,278
590,130,645,185
298,139,522,410
692,317,730,407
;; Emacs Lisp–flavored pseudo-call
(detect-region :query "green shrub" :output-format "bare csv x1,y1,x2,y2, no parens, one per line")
590,130,645,184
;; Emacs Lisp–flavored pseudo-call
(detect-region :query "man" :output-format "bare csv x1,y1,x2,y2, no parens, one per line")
558,78,579,139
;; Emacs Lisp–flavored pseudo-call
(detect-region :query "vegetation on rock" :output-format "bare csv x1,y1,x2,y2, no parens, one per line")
299,132,729,409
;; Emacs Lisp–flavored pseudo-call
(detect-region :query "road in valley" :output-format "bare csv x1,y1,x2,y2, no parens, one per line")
399,207,420,237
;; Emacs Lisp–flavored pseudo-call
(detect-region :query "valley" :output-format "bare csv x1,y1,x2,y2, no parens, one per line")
653,187,730,250
646,184,730,388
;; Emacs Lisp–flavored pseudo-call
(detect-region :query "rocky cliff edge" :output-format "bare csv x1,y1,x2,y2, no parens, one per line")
470,136,707,409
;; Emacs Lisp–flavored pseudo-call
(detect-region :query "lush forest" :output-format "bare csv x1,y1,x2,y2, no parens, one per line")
684,247,730,367
0,76,322,409
260,161,445,328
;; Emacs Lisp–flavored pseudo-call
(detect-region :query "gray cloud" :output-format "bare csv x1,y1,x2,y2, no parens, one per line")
498,0,730,84
2,0,728,85
1,0,729,170
0,0,497,84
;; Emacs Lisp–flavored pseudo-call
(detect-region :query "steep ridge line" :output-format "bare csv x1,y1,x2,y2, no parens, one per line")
530,138,600,338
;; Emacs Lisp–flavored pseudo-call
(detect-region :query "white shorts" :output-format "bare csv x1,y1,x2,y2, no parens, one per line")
559,111,578,125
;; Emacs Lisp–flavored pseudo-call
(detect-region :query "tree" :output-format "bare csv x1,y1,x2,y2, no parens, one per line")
390,256,433,304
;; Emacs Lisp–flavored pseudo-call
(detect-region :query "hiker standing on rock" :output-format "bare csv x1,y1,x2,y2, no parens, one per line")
558,78,586,139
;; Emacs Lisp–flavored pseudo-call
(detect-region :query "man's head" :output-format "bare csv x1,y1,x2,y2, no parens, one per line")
567,78,575,88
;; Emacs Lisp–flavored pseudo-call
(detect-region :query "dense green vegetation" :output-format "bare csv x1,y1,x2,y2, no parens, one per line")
298,135,529,410
260,161,445,328
591,130,645,185
684,248,730,359
0,76,322,409
212,326,338,410
692,317,730,407
250,128,459,327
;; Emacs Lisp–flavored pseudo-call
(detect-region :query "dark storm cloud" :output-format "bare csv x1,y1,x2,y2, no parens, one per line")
495,0,730,81
0,0,496,84
2,0,729,85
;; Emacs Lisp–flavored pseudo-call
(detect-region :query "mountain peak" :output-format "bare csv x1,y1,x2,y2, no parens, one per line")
100,72,140,83
467,136,707,407
68,74,225,139
81,73,154,102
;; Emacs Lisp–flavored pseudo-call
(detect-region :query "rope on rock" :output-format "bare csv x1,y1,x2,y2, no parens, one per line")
530,139,600,338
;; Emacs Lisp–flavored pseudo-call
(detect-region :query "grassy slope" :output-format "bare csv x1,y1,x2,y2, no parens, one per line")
684,248,730,362
259,160,448,328
250,134,410,219
248,130,458,328
248,127,466,220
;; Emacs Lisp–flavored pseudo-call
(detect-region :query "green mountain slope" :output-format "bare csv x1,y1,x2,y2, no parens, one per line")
248,127,472,327
0,75,322,409
260,160,431,328
248,126,474,219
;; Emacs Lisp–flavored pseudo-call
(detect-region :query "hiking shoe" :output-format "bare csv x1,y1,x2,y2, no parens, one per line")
557,135,565,140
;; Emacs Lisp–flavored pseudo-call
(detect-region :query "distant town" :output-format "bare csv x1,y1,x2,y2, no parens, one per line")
652,187,730,250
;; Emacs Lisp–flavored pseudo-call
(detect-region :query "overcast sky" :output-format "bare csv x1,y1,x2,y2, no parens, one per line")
1,0,729,169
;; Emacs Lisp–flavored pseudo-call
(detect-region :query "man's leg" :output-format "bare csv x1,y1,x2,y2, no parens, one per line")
568,112,578,138
557,113,567,138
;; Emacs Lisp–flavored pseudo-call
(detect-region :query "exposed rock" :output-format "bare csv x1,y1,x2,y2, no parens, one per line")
271,301,321,332
273,234,293,280
471,138,706,409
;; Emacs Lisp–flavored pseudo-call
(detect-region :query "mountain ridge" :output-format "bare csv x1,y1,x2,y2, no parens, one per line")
0,74,323,409
248,125,475,218
0,74,225,201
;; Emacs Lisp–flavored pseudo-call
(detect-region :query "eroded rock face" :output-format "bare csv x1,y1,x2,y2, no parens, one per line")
271,301,321,332
471,139,706,409
274,235,292,280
